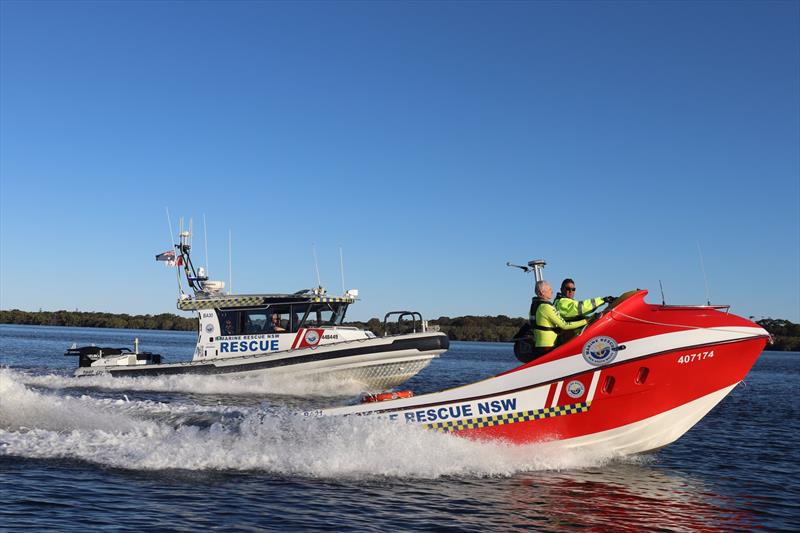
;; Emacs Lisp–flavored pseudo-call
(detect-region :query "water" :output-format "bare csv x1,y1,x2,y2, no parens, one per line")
1,324,798,531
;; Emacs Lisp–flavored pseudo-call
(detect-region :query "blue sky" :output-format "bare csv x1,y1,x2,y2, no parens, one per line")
1,0,798,322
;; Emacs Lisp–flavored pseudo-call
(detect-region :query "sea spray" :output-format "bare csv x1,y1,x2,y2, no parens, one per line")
1,370,619,477
10,366,369,398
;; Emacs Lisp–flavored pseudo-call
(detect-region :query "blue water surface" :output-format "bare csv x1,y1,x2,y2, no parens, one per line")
1,324,798,531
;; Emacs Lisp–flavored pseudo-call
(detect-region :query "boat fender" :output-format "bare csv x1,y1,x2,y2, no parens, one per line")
360,390,414,403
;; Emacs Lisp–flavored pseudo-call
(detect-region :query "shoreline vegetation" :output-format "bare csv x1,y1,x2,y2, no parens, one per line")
1,310,798,351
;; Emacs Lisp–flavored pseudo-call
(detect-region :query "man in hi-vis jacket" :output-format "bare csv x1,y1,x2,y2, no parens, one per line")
553,278,614,343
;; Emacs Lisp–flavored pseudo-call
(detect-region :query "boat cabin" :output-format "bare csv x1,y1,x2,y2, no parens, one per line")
215,297,350,335
177,291,362,361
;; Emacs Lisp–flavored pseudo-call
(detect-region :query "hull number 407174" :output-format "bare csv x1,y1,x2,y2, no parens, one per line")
677,350,714,364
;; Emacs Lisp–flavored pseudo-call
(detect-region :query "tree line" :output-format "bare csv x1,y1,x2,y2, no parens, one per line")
0,309,197,331
1,309,798,351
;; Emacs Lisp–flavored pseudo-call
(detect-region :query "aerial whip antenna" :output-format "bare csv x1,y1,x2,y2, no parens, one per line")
659,280,666,306
165,207,175,249
339,246,346,295
203,214,209,273
312,244,322,288
697,241,711,305
228,229,232,295
165,207,183,296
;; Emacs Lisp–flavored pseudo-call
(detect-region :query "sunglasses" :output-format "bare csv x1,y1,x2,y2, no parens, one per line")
565,287,576,291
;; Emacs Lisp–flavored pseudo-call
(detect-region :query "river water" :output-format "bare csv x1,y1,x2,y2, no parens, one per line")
1,324,798,531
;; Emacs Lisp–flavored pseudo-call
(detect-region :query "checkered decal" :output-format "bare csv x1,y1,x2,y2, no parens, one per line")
425,401,591,433
178,295,356,310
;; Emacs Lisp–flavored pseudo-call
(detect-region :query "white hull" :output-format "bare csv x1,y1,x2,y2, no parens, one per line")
75,332,448,390
558,383,737,455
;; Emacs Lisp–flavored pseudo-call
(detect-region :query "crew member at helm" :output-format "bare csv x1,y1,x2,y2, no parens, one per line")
554,278,612,321
553,278,614,344
530,280,587,357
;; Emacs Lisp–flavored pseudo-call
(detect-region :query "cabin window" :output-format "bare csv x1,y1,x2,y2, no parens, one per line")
267,306,290,333
216,310,240,336
295,303,347,328
242,311,269,334
217,308,291,335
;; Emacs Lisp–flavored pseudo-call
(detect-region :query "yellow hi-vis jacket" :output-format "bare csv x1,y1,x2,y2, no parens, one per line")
554,293,605,321
529,297,587,348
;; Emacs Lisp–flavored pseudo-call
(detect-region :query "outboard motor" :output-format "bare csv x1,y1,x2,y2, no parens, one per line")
65,346,125,367
512,323,537,363
65,344,162,367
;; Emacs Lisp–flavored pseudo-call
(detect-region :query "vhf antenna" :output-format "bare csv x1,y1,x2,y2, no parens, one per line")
339,246,346,295
659,280,666,306
697,241,711,305
312,244,322,288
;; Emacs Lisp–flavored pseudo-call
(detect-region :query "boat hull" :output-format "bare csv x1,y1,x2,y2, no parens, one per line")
318,305,769,455
75,332,449,390
439,335,765,447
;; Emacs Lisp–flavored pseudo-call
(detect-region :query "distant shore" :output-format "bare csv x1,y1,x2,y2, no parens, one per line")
1,309,798,351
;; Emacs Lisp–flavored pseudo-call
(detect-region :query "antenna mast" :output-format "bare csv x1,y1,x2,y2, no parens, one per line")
228,229,232,295
203,214,209,273
312,244,322,288
339,247,346,295
506,259,547,285
166,207,183,296
697,241,711,305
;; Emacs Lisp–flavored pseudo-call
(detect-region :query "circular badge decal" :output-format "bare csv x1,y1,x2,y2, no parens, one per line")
582,336,620,366
305,330,320,345
205,323,214,334
566,380,586,398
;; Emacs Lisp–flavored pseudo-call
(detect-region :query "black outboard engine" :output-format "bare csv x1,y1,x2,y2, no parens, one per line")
512,323,537,363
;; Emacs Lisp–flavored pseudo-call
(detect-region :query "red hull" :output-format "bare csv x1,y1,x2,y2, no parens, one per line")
322,291,769,454
461,335,766,444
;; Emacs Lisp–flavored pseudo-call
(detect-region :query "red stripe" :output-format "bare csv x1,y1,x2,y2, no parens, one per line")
291,329,304,349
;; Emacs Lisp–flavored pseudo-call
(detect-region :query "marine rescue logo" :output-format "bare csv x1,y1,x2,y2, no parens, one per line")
582,336,619,366
304,330,320,345
566,380,586,398
205,323,214,334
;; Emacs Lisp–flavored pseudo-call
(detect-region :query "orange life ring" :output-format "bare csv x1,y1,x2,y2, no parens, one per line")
360,390,414,403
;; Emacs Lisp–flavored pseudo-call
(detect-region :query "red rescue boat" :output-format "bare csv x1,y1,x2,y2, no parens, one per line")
315,261,769,456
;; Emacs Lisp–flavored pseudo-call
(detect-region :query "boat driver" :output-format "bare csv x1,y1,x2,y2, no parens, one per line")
530,280,588,357
270,312,286,333
554,278,613,321
553,278,613,343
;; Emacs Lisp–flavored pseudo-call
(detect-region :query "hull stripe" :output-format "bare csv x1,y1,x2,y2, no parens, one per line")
587,370,602,402
427,401,591,433
550,381,563,407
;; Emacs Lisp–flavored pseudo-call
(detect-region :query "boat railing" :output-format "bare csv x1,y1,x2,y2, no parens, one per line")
383,311,424,336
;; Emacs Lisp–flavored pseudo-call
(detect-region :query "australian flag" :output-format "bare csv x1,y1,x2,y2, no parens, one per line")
155,250,176,262
155,250,182,267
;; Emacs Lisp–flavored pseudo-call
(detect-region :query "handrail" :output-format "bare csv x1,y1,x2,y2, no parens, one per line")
383,311,423,336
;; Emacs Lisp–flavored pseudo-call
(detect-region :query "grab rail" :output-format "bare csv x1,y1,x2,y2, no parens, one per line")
383,311,424,336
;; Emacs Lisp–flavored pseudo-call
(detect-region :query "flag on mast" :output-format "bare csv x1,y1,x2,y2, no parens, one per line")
155,250,180,267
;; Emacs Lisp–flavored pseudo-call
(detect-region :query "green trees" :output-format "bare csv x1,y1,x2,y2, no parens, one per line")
0,309,197,331
1,310,797,351
756,319,800,351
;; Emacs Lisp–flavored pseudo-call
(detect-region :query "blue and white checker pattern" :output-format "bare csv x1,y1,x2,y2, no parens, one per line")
425,401,591,432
